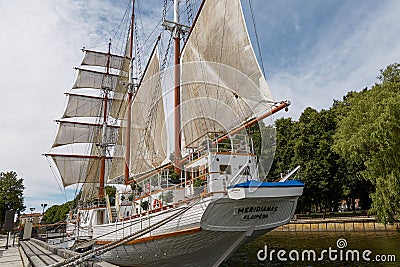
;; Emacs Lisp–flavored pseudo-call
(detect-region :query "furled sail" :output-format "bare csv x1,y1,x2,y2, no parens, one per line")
180,0,274,148
126,45,168,176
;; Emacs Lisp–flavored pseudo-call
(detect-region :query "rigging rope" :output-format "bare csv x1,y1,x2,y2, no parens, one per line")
248,0,265,77
185,0,194,26
162,0,168,22
49,198,201,267
112,0,132,54
161,32,173,72
134,20,143,79
64,199,186,250
46,157,68,202
85,1,131,53
130,0,173,77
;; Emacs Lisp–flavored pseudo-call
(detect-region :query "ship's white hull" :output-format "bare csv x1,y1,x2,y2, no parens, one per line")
94,192,300,266
99,228,268,267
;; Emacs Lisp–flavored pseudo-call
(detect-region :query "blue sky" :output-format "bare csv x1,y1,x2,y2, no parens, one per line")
247,0,400,117
0,0,399,211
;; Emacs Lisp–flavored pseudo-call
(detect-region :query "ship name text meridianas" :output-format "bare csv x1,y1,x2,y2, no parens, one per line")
234,205,278,220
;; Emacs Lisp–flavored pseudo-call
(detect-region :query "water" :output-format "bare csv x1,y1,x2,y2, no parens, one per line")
45,231,399,266
224,231,400,266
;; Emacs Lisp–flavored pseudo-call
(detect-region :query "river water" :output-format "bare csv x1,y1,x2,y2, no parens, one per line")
223,231,400,266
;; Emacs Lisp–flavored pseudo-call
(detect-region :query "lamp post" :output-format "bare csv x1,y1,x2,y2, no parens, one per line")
3,202,9,249
29,207,35,222
40,203,47,239
40,203,47,215
2,201,9,226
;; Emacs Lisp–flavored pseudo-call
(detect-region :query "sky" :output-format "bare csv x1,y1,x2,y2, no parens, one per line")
0,0,399,213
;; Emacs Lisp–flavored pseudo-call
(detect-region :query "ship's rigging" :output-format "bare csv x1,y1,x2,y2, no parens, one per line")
42,2,305,266
45,0,283,202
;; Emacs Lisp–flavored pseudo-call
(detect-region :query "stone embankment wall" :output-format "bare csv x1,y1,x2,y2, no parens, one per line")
275,218,399,232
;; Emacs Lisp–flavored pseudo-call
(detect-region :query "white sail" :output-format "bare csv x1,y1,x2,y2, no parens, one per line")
80,183,101,201
81,49,131,95
72,68,123,90
81,49,127,71
180,0,274,148
49,154,112,187
52,121,120,148
46,45,130,187
110,92,127,120
127,45,168,176
62,93,123,119
108,144,126,183
62,93,105,119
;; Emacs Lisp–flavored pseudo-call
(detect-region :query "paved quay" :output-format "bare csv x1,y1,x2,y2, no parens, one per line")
0,234,23,267
1,234,119,267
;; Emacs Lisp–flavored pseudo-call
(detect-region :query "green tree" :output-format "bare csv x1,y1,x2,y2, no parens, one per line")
141,200,149,211
333,63,400,224
268,106,371,214
0,171,25,226
266,117,299,181
292,108,343,213
43,201,73,223
130,181,142,194
105,186,116,198
168,171,181,184
331,93,373,211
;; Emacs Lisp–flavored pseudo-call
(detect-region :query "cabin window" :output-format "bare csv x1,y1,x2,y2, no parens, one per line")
219,165,231,175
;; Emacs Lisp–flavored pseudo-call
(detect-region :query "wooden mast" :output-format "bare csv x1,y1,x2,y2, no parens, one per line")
173,0,182,172
125,0,135,184
99,40,112,198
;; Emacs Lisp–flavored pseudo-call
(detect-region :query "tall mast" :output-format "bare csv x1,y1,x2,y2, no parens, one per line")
125,0,135,184
173,0,182,172
99,40,112,198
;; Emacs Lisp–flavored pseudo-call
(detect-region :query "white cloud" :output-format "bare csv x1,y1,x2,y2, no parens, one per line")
0,0,128,210
268,1,400,119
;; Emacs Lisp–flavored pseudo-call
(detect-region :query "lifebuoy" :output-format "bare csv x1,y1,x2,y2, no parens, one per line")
153,199,162,209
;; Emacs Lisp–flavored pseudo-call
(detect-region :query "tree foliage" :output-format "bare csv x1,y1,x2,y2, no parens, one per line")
105,186,116,197
267,98,373,214
294,108,342,212
333,63,400,224
266,118,298,180
43,201,73,223
266,64,400,221
0,171,25,226
141,200,149,211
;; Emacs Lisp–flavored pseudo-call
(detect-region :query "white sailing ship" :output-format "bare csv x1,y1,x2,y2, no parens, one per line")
45,0,304,266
